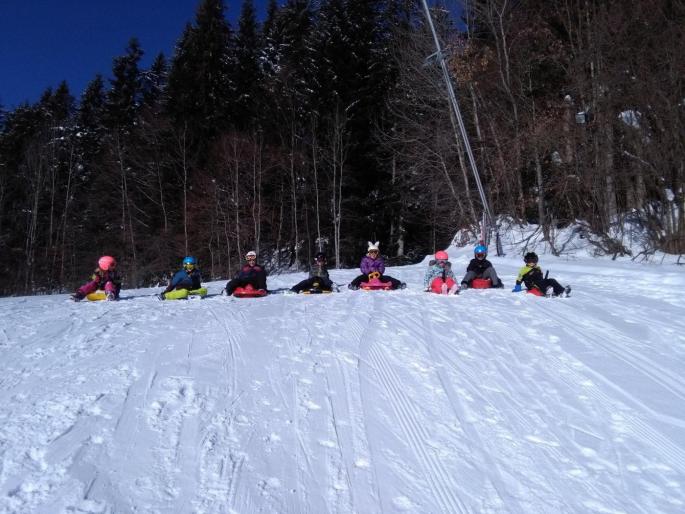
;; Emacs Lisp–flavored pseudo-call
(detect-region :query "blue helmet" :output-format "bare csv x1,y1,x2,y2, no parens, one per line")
183,256,197,267
474,244,487,256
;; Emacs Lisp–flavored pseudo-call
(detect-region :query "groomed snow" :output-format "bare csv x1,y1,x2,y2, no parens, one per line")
1,245,684,513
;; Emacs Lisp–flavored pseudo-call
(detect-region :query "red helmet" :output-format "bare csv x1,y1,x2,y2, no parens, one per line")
98,255,116,271
435,250,449,261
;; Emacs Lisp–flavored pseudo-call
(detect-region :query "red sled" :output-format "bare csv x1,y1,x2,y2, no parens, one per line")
471,278,492,289
233,284,268,298
527,287,545,297
429,277,457,294
360,277,393,291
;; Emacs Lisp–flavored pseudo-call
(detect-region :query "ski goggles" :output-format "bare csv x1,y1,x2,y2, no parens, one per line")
436,259,448,265
368,250,379,255
183,263,196,270
475,253,486,259
246,256,257,261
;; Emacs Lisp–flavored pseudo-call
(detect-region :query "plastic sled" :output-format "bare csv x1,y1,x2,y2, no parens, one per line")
527,287,545,297
360,277,393,291
471,278,492,289
300,280,333,294
233,284,268,298
86,291,107,301
302,288,333,295
429,277,457,294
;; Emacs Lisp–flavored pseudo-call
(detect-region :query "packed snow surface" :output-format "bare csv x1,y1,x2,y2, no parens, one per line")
1,246,684,513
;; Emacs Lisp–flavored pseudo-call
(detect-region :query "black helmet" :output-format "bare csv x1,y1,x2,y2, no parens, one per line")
315,251,327,261
524,252,538,263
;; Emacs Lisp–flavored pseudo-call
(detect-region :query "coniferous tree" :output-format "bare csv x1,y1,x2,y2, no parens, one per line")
233,0,263,130
98,39,146,278
270,0,316,124
105,38,143,132
141,53,168,111
167,0,234,145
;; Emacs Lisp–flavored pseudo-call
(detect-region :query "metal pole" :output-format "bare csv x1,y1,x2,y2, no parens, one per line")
419,0,503,254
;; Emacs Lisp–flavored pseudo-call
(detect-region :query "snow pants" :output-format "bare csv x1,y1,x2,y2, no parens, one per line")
463,267,501,287
530,278,565,296
225,277,266,294
291,276,334,293
76,279,120,298
350,273,403,289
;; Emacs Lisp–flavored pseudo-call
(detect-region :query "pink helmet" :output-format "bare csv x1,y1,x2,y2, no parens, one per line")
98,255,116,271
435,250,449,260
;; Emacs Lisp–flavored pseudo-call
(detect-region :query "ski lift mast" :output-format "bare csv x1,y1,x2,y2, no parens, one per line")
419,0,503,255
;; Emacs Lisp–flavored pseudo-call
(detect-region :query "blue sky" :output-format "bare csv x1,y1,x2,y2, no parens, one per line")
0,0,270,109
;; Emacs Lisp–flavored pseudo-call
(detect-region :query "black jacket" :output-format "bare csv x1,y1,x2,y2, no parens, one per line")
466,258,493,275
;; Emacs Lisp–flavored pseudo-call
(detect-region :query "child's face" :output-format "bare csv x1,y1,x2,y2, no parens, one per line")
436,260,447,267
526,261,536,267
368,250,379,259
476,253,486,260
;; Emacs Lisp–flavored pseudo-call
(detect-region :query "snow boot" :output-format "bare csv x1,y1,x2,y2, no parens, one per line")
563,285,572,298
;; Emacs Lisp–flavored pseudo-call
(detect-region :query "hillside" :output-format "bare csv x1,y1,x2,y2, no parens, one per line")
1,245,684,513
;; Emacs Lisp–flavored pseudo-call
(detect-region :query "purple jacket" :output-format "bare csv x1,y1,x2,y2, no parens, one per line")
360,255,385,275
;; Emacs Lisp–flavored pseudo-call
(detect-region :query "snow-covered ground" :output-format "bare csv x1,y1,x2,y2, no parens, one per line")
1,244,684,514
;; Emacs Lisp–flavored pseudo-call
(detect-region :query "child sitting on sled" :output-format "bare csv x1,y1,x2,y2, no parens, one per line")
158,256,205,300
71,255,121,301
348,242,405,290
291,252,335,293
423,250,459,294
225,250,267,295
460,244,503,289
512,252,571,297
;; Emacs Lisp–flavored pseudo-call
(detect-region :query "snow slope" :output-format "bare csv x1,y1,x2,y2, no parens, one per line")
1,246,684,513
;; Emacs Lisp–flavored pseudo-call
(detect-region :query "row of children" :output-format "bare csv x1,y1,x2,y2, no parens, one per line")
71,242,570,301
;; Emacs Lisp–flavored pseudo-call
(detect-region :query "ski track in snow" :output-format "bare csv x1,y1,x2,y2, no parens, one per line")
0,253,684,513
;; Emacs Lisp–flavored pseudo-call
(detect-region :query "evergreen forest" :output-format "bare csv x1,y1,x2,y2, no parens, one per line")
0,0,683,295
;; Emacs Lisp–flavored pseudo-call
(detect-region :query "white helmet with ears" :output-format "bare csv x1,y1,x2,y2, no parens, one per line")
367,241,380,252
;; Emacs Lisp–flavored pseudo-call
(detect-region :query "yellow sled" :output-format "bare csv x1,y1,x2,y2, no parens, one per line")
86,291,107,301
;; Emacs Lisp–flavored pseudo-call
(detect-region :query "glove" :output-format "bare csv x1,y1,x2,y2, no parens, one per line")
512,284,522,293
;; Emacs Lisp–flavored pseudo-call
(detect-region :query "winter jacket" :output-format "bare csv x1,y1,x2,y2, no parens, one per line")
515,264,544,290
90,268,122,288
308,262,330,280
466,257,494,275
423,261,456,289
168,268,202,291
360,255,385,275
235,263,267,285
